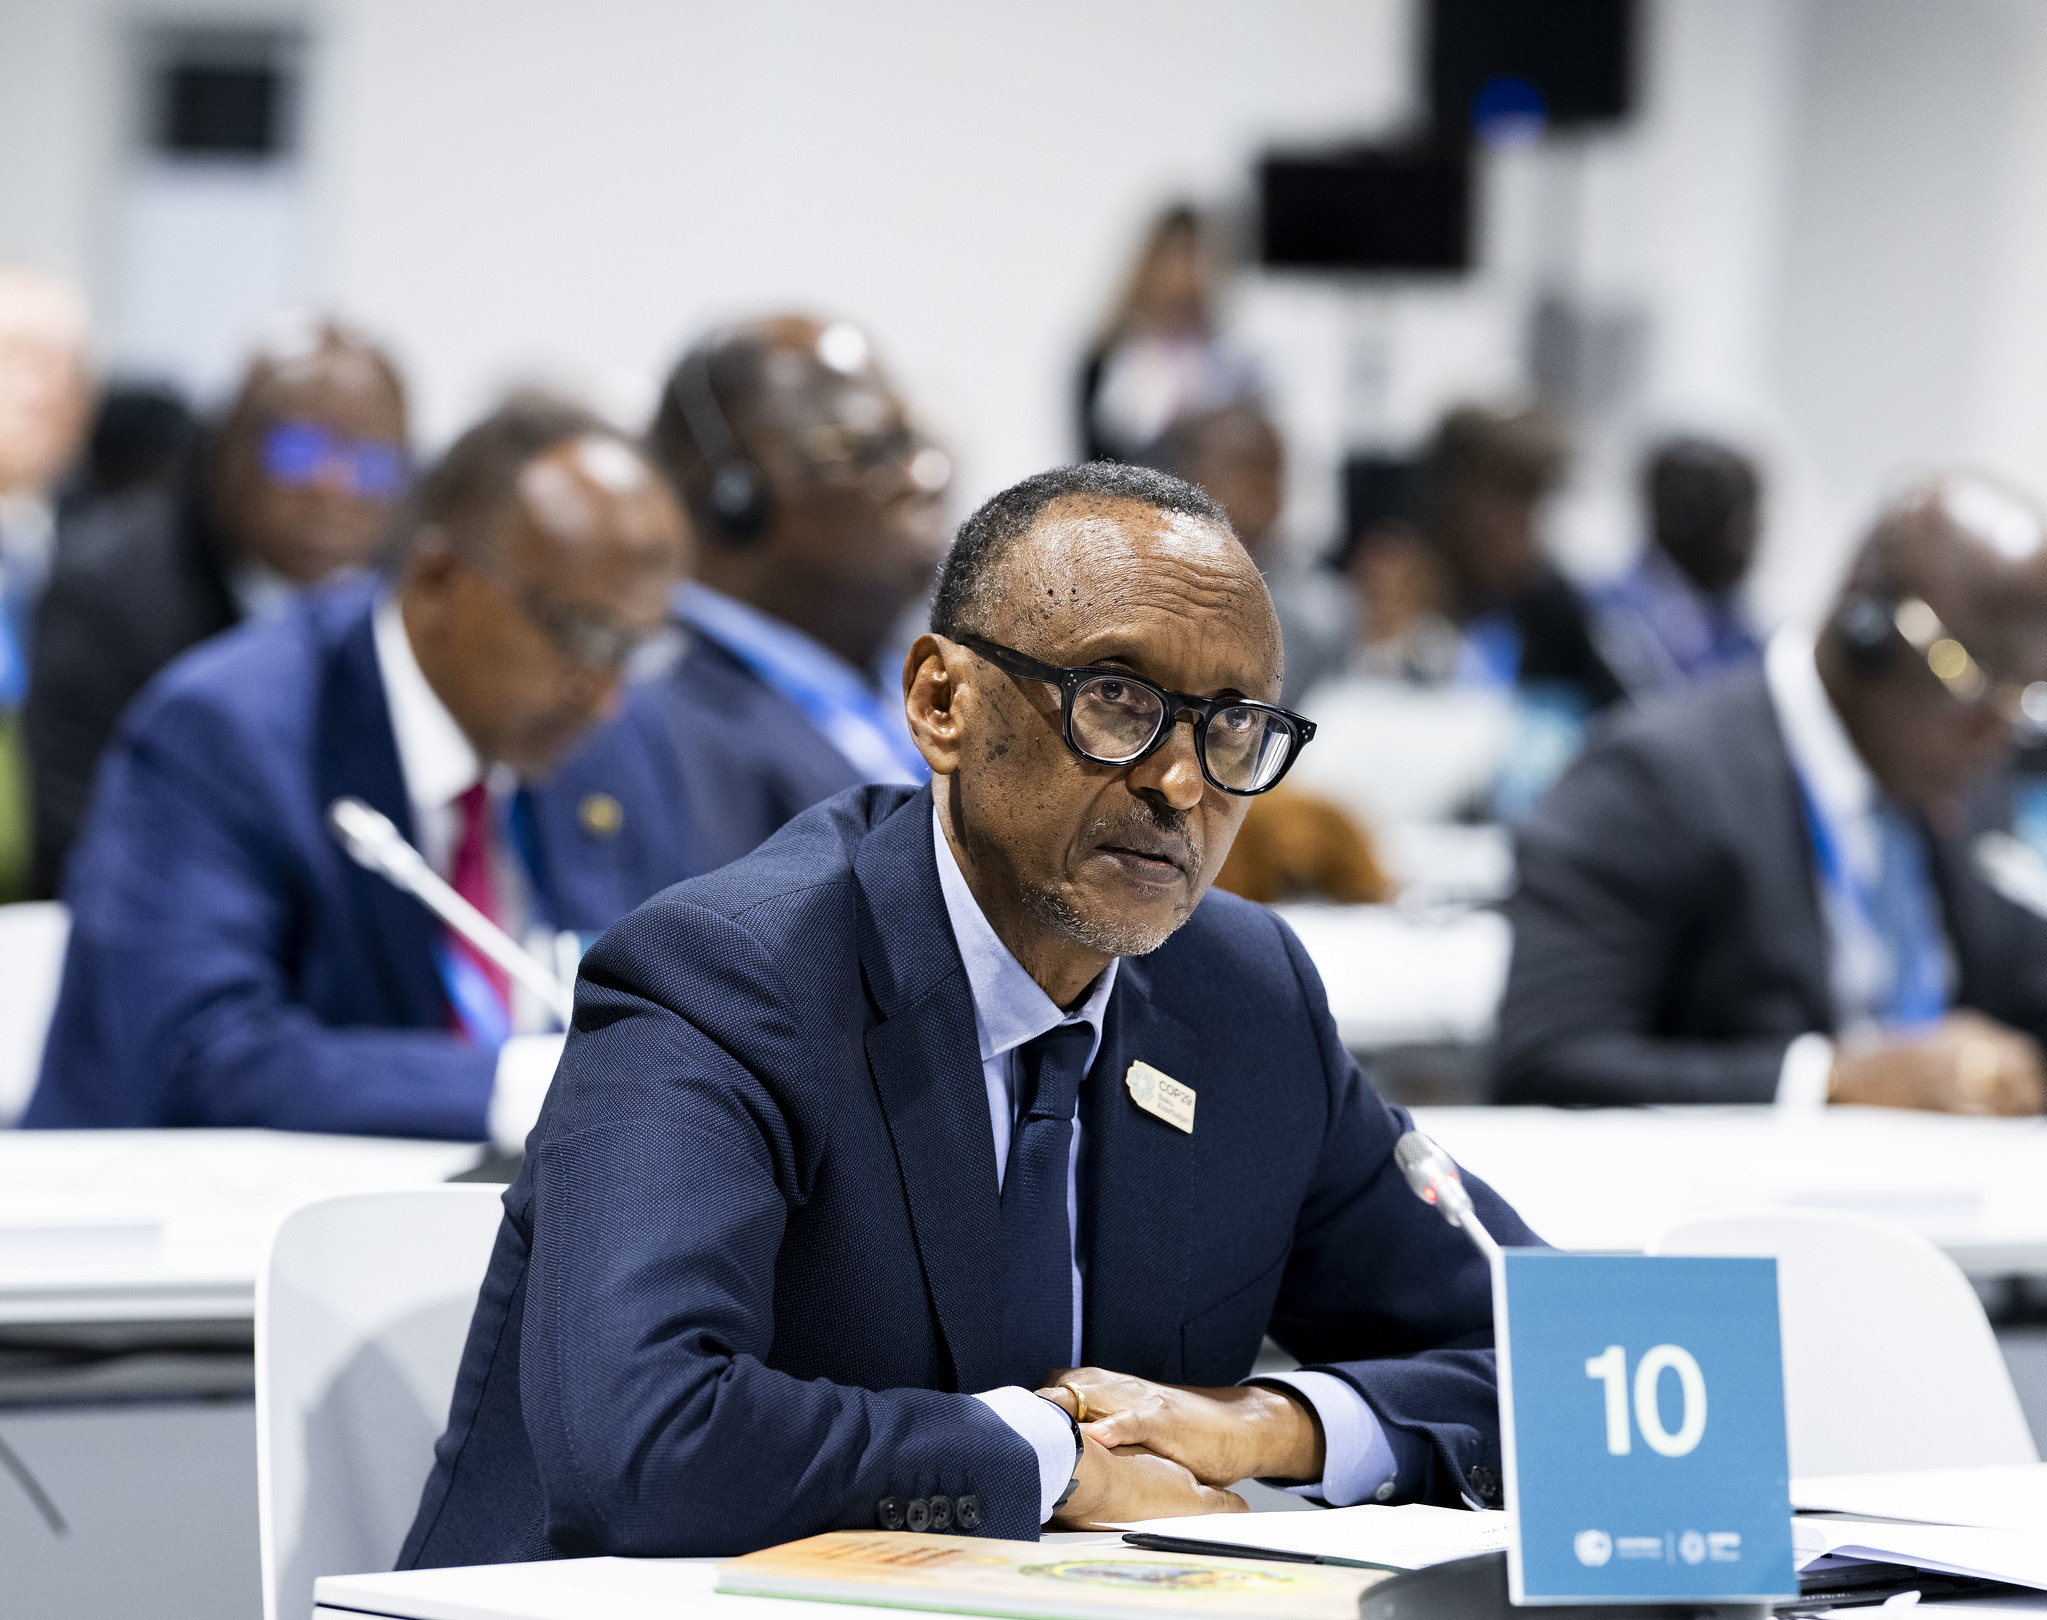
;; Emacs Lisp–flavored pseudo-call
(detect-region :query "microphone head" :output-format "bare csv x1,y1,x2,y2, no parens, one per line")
327,796,403,869
1395,1130,1470,1224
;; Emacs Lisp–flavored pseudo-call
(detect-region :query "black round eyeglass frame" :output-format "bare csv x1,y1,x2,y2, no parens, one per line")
956,632,1316,796
450,539,658,672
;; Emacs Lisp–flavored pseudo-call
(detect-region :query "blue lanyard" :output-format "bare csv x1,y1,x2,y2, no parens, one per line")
1457,615,1524,692
1793,773,1946,1028
681,592,928,784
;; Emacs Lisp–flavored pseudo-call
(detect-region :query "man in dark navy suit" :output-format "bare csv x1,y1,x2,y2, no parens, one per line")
645,315,952,868
25,399,695,1142
402,462,1535,1564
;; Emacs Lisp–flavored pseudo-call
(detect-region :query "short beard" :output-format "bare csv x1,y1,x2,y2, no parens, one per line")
1021,882,1184,959
1019,803,1202,959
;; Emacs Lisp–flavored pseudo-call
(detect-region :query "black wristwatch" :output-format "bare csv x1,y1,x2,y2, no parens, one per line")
1038,1393,1084,1510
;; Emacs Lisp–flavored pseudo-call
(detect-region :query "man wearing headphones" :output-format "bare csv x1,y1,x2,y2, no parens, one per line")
1494,473,2047,1114
647,316,953,867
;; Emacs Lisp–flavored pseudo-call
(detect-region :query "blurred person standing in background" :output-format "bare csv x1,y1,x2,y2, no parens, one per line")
1497,473,2047,1115
646,314,952,867
26,318,407,896
24,399,695,1143
1077,204,1260,464
0,268,93,899
1594,435,1764,696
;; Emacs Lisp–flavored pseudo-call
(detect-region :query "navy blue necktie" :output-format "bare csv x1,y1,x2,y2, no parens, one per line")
998,1021,1093,1390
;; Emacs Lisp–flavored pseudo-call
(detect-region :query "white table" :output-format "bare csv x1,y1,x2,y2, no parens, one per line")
1276,902,1510,1051
0,1129,483,1327
0,1130,482,1620
313,1550,2047,1620
1410,1105,2047,1279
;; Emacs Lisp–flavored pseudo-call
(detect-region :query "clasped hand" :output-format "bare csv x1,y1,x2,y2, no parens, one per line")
1032,1367,1325,1530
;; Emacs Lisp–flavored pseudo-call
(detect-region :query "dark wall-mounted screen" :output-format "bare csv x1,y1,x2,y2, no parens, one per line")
144,27,302,160
1427,0,1637,131
161,65,283,156
1259,146,1473,274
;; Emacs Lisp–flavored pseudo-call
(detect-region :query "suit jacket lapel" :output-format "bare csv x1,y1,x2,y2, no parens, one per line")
314,600,449,1029
854,788,1004,1394
1081,954,1201,1381
1741,673,1836,1030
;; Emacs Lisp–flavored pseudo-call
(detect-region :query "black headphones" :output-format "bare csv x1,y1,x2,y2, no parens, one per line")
1833,590,1899,673
667,335,772,543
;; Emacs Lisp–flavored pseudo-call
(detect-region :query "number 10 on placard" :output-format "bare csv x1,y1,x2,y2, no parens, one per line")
1585,1344,1708,1457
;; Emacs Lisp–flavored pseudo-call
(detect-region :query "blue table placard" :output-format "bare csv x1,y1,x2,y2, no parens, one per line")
1496,1251,1797,1605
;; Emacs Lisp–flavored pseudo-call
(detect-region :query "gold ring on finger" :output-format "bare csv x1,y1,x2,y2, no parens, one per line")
1058,1380,1089,1424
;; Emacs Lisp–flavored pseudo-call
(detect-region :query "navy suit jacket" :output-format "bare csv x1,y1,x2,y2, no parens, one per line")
401,784,1535,1566
652,634,868,871
24,581,704,1139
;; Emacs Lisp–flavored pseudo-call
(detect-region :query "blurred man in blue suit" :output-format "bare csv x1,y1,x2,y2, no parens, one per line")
402,463,1535,1568
25,399,695,1142
645,316,952,866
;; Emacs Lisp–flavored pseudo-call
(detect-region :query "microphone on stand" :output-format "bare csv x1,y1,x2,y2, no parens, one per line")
326,796,576,1027
1395,1129,1502,1263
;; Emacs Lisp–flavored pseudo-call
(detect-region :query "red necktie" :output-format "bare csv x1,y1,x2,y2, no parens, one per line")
449,782,511,1019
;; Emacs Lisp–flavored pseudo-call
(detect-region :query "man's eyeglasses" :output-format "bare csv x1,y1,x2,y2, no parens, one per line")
1885,595,2047,729
957,633,1315,796
261,420,408,501
453,544,660,672
797,421,951,496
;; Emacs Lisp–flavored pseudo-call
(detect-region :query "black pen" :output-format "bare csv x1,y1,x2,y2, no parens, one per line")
1121,1532,1401,1573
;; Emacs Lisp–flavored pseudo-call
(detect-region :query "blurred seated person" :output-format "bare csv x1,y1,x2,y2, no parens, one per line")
26,318,408,897
646,315,950,867
1594,436,1763,695
23,400,694,1142
1341,405,1622,712
1078,204,1259,464
1145,403,1346,709
1495,473,2047,1114
0,268,94,899
1323,406,1622,821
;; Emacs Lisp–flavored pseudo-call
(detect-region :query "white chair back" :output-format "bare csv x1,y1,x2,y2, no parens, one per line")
0,901,68,1125
1654,1208,2038,1476
256,1185,504,1620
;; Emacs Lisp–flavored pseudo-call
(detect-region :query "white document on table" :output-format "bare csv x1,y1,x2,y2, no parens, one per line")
1791,1465,2047,1534
1113,1503,1512,1569
1793,1516,2047,1591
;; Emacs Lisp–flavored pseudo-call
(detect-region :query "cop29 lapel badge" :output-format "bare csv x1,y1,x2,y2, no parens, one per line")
1124,1062,1195,1133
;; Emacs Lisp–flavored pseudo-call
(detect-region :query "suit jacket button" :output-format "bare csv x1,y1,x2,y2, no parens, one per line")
955,1494,982,1531
905,1497,931,1532
876,1496,906,1531
928,1495,953,1532
1466,1465,1500,1503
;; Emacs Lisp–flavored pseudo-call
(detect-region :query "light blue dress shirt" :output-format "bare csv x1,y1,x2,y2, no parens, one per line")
933,805,1397,1520
676,583,928,785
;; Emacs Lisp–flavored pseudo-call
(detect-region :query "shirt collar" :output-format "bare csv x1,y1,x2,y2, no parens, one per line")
931,800,1119,1065
372,591,483,816
1765,622,1880,848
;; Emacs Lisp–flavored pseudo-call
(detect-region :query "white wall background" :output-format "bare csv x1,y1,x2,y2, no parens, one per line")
7,0,2047,622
